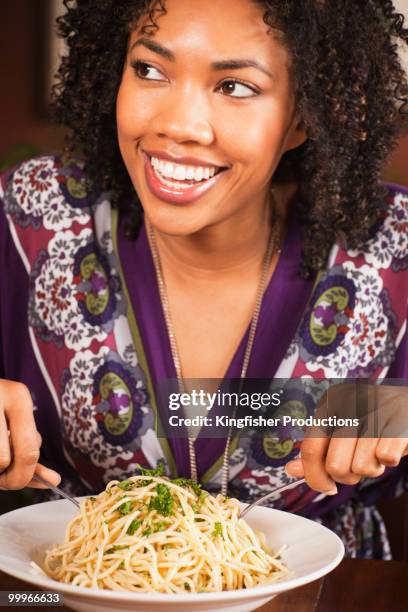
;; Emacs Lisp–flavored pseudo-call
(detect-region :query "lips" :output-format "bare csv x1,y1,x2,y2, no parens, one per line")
142,151,228,205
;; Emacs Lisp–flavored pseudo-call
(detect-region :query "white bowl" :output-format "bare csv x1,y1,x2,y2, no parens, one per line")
0,497,344,612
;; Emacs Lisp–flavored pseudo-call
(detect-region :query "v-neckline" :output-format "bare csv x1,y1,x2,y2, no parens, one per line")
116,212,315,478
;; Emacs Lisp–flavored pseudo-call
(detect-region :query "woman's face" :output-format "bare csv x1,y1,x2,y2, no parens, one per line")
116,0,306,236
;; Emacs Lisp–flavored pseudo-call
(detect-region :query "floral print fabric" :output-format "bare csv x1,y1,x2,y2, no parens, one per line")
1,155,407,559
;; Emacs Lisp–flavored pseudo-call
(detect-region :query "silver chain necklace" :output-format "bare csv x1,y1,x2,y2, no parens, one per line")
148,214,280,496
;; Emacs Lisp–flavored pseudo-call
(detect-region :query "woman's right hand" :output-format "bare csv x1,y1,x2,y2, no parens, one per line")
0,379,61,490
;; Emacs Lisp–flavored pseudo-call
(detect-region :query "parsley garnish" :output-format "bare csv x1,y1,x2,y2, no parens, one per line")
136,462,165,477
89,496,97,502
118,500,134,515
184,582,191,591
192,490,208,513
117,479,135,491
153,521,168,532
148,483,174,517
127,519,142,535
212,522,223,538
142,526,152,536
137,479,153,487
172,477,202,496
105,545,129,554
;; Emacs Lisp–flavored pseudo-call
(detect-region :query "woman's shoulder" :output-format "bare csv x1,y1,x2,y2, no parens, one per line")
0,153,105,232
383,181,408,205
382,181,408,265
340,181,408,274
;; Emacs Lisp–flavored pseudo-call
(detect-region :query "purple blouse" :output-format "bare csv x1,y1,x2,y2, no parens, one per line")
0,157,407,561
0,175,407,497
117,212,315,479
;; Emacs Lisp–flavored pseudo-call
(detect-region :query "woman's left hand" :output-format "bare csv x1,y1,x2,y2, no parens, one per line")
285,384,408,494
285,436,408,494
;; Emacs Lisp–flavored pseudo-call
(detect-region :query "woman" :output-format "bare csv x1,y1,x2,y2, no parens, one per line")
0,0,407,559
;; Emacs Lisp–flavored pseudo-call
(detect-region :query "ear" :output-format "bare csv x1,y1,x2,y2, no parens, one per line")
284,116,308,152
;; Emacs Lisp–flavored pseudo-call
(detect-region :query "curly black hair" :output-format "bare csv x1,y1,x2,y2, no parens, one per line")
52,0,408,277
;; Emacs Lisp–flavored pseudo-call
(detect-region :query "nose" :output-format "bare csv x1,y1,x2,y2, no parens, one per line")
154,84,214,146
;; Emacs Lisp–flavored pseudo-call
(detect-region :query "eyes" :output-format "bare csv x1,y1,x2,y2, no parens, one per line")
130,60,260,99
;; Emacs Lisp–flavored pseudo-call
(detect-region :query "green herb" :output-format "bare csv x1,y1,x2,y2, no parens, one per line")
137,479,153,487
118,500,134,515
148,483,174,517
212,522,223,538
184,582,191,591
172,477,202,497
135,461,165,478
153,521,168,533
89,496,97,502
142,526,152,537
105,545,129,554
198,490,208,503
127,519,142,535
191,490,208,513
119,561,125,569
117,479,136,491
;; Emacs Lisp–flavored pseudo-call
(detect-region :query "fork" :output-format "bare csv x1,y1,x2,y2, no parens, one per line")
32,473,81,509
238,477,307,519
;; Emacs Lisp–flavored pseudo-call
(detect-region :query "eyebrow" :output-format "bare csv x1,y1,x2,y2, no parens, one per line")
130,38,274,80
130,38,174,61
211,59,274,80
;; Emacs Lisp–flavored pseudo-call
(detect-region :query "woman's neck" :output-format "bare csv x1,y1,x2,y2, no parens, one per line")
145,182,295,283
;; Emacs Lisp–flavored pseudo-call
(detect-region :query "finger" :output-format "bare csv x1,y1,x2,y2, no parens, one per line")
36,431,42,447
325,437,361,485
0,384,40,489
351,438,385,478
375,438,408,468
25,463,62,489
285,458,304,477
298,437,338,493
0,407,11,473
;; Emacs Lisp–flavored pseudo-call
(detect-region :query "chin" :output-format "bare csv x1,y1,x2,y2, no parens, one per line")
141,197,217,237
148,215,210,237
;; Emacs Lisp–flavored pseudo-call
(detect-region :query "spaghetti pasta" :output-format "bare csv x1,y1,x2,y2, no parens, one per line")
44,465,289,593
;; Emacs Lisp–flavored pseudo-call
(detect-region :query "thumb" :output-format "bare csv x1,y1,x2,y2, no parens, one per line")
285,457,304,477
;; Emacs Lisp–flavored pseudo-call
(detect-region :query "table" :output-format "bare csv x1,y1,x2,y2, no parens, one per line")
0,558,407,611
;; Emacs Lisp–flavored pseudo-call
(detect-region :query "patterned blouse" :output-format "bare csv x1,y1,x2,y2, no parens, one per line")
0,154,407,560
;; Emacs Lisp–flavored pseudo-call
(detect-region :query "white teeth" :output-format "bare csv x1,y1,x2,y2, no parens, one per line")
173,165,187,181
163,162,174,179
194,167,204,182
186,167,195,180
150,156,220,183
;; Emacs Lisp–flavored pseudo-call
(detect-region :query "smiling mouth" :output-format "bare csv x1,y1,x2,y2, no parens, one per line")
147,154,227,189
142,152,229,204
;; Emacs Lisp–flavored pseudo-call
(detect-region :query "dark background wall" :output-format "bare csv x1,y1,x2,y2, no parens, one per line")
0,1,63,166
